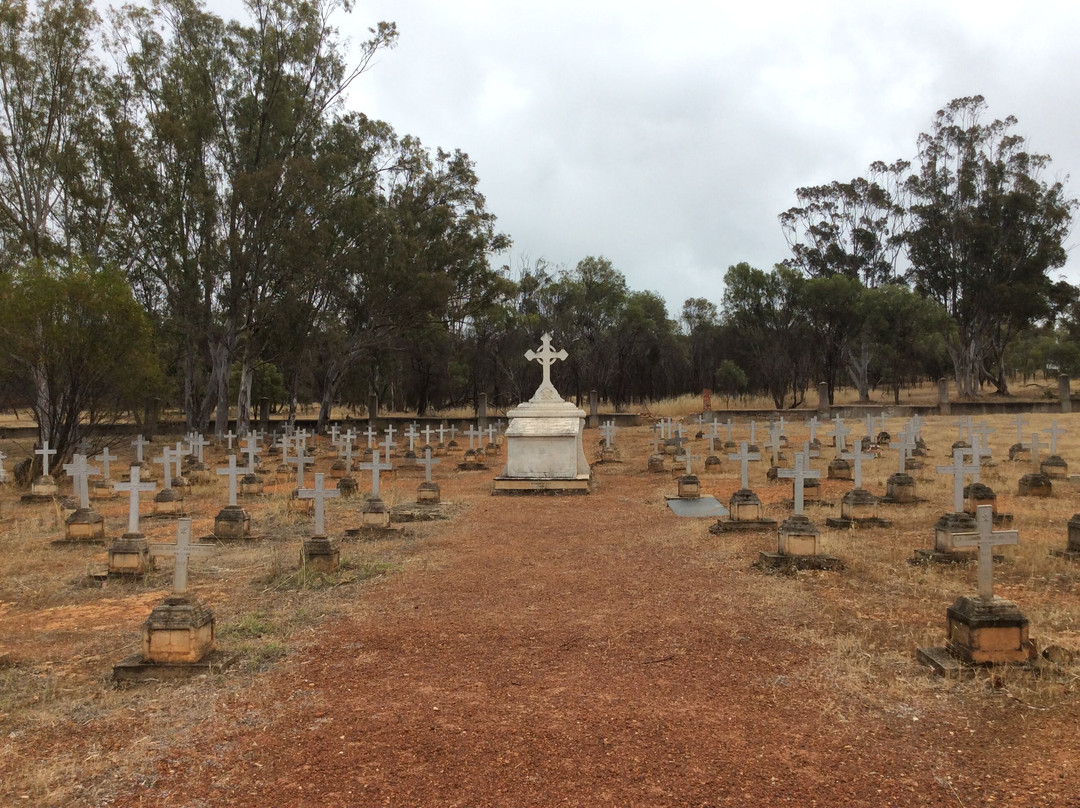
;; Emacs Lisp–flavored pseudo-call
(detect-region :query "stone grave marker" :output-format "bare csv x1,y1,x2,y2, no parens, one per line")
1018,431,1053,497
913,448,980,562
107,465,158,575
152,447,182,515
91,447,118,500
114,519,232,681
828,444,890,529
917,505,1035,674
357,448,394,529
299,473,341,572
710,442,776,533
1040,421,1068,479
214,454,250,539
62,454,105,540
763,449,840,570
1008,413,1031,461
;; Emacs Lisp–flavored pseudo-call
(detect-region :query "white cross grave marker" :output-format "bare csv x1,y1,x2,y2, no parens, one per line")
150,518,214,595
841,444,875,490
217,454,244,507
96,447,117,481
418,447,441,482
728,441,761,490
114,466,156,534
289,449,315,489
600,420,617,448
63,454,99,509
1047,421,1067,456
937,448,978,514
778,451,821,515
299,473,339,536
358,448,393,499
36,441,57,476
953,505,1019,601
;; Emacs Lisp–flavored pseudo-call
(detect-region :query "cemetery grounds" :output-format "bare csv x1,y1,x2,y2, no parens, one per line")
0,412,1079,806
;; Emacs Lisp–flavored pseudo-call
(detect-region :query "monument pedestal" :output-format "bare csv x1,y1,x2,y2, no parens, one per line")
142,595,215,664
1018,472,1052,497
301,535,340,573
22,475,58,503
153,488,182,516
676,474,700,499
417,481,441,503
918,596,1036,673
913,512,987,564
1040,455,1068,480
64,507,106,541
882,472,917,504
826,488,891,529
108,532,153,575
826,458,852,481
239,473,264,497
710,489,777,533
493,395,591,494
213,505,251,539
337,476,358,498
1051,513,1080,561
759,515,843,571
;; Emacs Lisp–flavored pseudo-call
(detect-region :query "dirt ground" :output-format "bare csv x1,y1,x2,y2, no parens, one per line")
2,413,1080,807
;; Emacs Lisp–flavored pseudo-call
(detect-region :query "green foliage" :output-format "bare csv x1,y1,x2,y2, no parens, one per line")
0,260,161,465
905,95,1076,396
713,360,747,404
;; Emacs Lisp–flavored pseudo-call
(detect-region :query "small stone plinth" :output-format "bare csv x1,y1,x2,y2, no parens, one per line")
173,476,191,499
1068,514,1080,553
113,649,238,683
597,446,620,464
153,488,182,516
883,472,917,504
301,535,340,573
140,595,215,664
914,438,929,456
22,475,58,502
65,507,106,541
458,451,486,471
213,505,250,539
777,514,820,556
361,497,391,528
288,490,314,513
484,444,500,457
329,460,346,479
239,474,264,497
759,514,843,571
1051,514,1080,561
729,488,763,521
91,480,116,500
877,431,891,446
951,440,971,454
417,481,441,503
826,489,891,529
108,532,153,575
186,464,211,485
1018,472,1052,498
1041,455,1069,479
1008,443,1030,462
827,458,852,481
435,443,448,457
904,456,924,471
677,474,700,499
710,490,777,533
663,440,678,456
945,596,1037,665
337,476,358,498
703,456,721,474
933,511,978,554
648,454,666,473
276,464,291,477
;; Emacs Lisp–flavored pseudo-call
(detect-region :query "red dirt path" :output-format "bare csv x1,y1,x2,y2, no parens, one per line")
120,468,1079,807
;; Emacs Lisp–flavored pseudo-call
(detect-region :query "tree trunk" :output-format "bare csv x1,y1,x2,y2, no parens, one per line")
210,339,231,438
236,354,255,436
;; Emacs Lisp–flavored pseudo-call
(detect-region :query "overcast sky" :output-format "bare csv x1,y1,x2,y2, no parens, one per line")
330,0,1080,317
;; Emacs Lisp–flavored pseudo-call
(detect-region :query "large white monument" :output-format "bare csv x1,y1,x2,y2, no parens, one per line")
494,334,591,492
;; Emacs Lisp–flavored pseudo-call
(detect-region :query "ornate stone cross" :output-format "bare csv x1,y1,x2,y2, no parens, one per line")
525,332,568,394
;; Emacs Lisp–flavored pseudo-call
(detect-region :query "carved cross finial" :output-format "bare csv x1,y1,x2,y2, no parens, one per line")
525,333,568,391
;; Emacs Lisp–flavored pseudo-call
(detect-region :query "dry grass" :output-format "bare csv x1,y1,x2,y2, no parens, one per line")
3,409,1080,803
